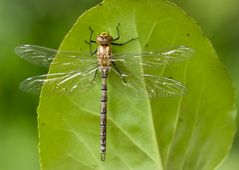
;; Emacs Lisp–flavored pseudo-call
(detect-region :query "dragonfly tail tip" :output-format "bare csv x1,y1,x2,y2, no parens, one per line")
101,153,106,161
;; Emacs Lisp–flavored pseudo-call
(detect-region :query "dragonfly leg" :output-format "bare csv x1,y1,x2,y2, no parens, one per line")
111,38,138,46
112,23,138,45
112,61,127,84
85,41,97,55
113,23,120,41
91,69,98,84
88,26,97,43
85,26,98,55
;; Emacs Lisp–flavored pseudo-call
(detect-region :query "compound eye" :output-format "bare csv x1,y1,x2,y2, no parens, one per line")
96,36,103,43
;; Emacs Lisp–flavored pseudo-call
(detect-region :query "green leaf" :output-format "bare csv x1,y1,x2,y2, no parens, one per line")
38,0,237,169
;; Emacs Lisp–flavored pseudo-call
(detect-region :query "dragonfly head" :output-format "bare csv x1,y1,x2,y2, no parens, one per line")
97,32,113,45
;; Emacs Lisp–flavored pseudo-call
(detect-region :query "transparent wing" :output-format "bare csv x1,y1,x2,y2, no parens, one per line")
109,66,186,97
20,63,100,95
112,46,193,69
142,74,187,97
15,44,95,67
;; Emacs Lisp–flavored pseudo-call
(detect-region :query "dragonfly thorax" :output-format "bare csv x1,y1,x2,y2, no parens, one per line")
97,45,112,68
96,32,113,45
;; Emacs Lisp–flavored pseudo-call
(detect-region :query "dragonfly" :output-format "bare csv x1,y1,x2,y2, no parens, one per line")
15,24,193,161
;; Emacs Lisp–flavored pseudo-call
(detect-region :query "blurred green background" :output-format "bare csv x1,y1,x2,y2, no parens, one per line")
0,0,238,170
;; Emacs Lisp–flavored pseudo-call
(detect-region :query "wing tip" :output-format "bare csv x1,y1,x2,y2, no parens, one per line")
178,45,194,57
19,77,42,95
15,44,32,56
